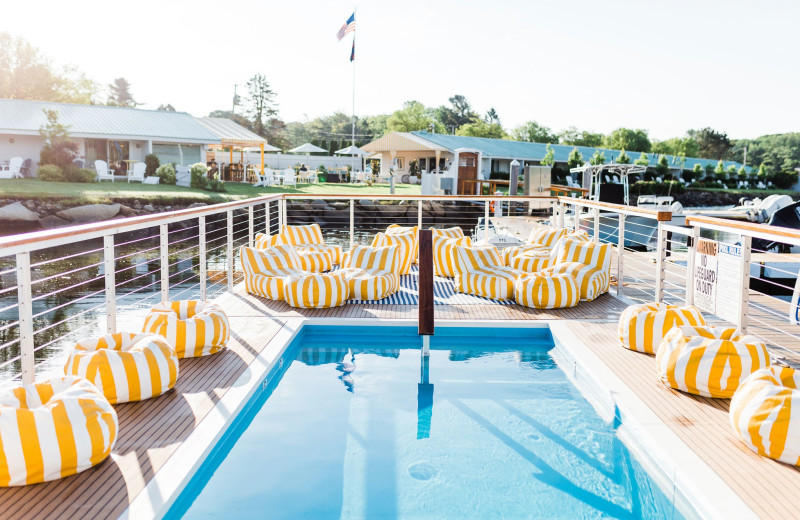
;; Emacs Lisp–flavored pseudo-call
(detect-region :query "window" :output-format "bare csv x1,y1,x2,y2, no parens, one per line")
394,158,404,170
108,141,129,171
84,139,108,165
153,144,202,166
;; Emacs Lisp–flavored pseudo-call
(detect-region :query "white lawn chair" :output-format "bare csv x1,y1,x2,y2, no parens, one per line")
252,168,268,187
0,157,23,179
306,170,319,184
95,160,115,182
283,168,297,187
128,162,146,183
376,171,392,183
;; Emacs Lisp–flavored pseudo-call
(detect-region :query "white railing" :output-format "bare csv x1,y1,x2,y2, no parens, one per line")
0,194,551,387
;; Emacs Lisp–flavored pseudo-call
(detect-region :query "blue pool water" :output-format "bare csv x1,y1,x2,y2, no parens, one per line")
169,326,687,519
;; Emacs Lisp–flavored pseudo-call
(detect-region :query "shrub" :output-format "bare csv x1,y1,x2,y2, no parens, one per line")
489,170,510,180
37,164,64,182
205,174,226,192
189,162,210,189
767,170,799,190
156,163,176,185
145,154,160,176
64,167,97,183
631,180,685,197
681,170,696,184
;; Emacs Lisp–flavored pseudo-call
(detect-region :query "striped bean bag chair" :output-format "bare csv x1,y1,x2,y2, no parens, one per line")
618,303,706,354
254,233,285,248
453,244,522,300
656,325,770,398
509,249,555,273
0,376,117,486
430,226,464,239
341,244,400,300
527,226,567,248
240,245,307,300
372,230,416,275
142,300,230,358
515,272,579,309
280,224,342,265
432,235,472,278
730,366,800,465
294,248,333,272
502,244,550,267
64,332,179,404
553,239,613,300
284,271,349,308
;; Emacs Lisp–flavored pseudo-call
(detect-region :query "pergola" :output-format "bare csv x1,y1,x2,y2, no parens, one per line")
195,117,280,174
220,137,280,174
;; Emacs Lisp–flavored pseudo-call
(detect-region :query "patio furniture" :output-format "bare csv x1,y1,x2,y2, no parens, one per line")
433,235,471,277
372,229,415,275
128,162,146,183
142,300,229,358
514,272,579,309
340,244,401,300
284,271,349,308
453,244,521,300
730,366,800,465
283,168,297,187
656,325,769,398
618,303,706,354
65,332,178,403
0,376,117,486
281,223,342,265
20,158,32,177
240,244,307,300
95,160,115,182
0,157,23,179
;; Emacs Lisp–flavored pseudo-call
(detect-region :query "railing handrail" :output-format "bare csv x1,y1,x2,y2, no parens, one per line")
282,194,556,201
558,196,673,221
686,214,800,246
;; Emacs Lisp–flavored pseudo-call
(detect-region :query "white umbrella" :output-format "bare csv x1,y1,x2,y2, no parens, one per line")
288,143,327,170
335,145,368,172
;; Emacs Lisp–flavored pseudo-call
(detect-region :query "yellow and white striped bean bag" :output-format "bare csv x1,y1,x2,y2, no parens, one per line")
254,233,285,248
142,300,230,358
284,271,349,308
340,267,400,300
64,333,179,404
527,226,567,248
557,238,612,271
545,262,609,301
618,303,706,354
430,226,464,239
502,244,549,266
510,249,554,273
568,230,592,242
240,245,306,300
387,224,419,262
656,325,770,398
730,366,800,465
294,247,333,272
453,245,521,300
0,376,117,486
515,272,579,309
372,231,415,275
433,235,472,277
280,224,342,265
343,244,399,272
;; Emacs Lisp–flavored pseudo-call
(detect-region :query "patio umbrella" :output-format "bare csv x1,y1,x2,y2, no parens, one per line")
335,145,368,171
288,143,327,169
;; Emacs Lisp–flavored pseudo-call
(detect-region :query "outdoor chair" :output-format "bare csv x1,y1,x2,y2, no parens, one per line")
128,162,146,183
0,156,23,179
20,158,32,176
95,160,115,182
283,168,297,187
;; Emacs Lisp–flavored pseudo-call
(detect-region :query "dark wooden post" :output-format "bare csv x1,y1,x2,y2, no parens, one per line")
418,229,434,336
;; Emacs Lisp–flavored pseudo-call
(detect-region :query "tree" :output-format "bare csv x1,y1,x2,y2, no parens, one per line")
634,152,650,167
655,155,670,177
651,136,699,158
245,74,278,137
616,149,631,164
567,147,584,169
387,101,442,132
512,121,557,143
557,126,604,147
603,128,651,152
38,109,79,171
0,33,96,103
757,163,767,177
432,94,477,133
484,107,500,125
456,117,507,139
540,143,555,166
728,133,800,174
687,127,732,159
714,160,725,174
107,78,139,107
157,104,176,111
692,163,703,177
589,150,606,165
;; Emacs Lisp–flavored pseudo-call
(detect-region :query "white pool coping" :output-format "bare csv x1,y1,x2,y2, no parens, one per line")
123,318,756,520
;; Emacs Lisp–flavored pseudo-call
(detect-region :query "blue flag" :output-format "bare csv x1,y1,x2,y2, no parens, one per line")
350,39,355,62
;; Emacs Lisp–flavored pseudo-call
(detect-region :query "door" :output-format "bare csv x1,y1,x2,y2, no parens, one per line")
457,153,478,195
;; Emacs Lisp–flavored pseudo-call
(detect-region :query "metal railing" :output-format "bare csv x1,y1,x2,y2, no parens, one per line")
0,194,551,387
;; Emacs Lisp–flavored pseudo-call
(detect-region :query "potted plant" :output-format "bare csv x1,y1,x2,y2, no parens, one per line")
409,159,420,184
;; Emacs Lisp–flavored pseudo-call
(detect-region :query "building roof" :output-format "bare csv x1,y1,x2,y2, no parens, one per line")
0,98,220,144
194,117,276,148
405,131,747,171
362,132,449,153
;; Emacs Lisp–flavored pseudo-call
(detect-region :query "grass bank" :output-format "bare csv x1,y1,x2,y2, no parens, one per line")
0,179,422,206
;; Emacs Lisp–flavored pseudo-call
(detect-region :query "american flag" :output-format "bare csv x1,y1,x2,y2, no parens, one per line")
336,13,356,41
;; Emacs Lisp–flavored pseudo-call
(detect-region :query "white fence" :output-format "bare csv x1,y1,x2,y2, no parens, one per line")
210,151,363,171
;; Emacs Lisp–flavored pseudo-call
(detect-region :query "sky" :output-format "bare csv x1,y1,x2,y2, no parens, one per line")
3,0,799,140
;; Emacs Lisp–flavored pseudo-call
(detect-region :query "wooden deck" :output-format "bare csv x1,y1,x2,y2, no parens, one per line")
1,277,799,519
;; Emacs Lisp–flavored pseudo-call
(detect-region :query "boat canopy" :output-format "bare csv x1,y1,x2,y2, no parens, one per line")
569,163,647,206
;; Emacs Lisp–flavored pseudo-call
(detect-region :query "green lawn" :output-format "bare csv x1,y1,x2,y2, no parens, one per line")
0,179,422,205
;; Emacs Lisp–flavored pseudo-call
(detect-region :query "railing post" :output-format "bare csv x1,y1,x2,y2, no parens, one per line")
685,226,699,306
278,198,284,229
15,252,34,385
227,210,234,292
593,208,600,244
199,215,207,301
556,200,564,229
484,198,490,239
349,199,355,249
265,202,271,234
418,229,434,336
248,205,254,248
655,222,667,302
160,224,169,303
617,215,625,297
103,235,116,334
739,235,751,331
417,199,423,229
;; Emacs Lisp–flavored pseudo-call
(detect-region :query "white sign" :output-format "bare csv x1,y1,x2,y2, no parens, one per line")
694,239,718,314
717,243,743,324
791,270,800,325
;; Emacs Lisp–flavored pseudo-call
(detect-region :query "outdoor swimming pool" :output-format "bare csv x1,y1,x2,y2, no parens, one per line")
168,326,690,519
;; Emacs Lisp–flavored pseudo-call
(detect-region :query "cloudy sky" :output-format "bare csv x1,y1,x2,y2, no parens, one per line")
3,0,798,139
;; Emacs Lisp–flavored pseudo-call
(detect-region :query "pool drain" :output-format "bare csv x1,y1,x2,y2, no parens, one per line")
408,462,437,481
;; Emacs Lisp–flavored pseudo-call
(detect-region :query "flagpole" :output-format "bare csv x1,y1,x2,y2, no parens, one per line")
351,7,357,148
